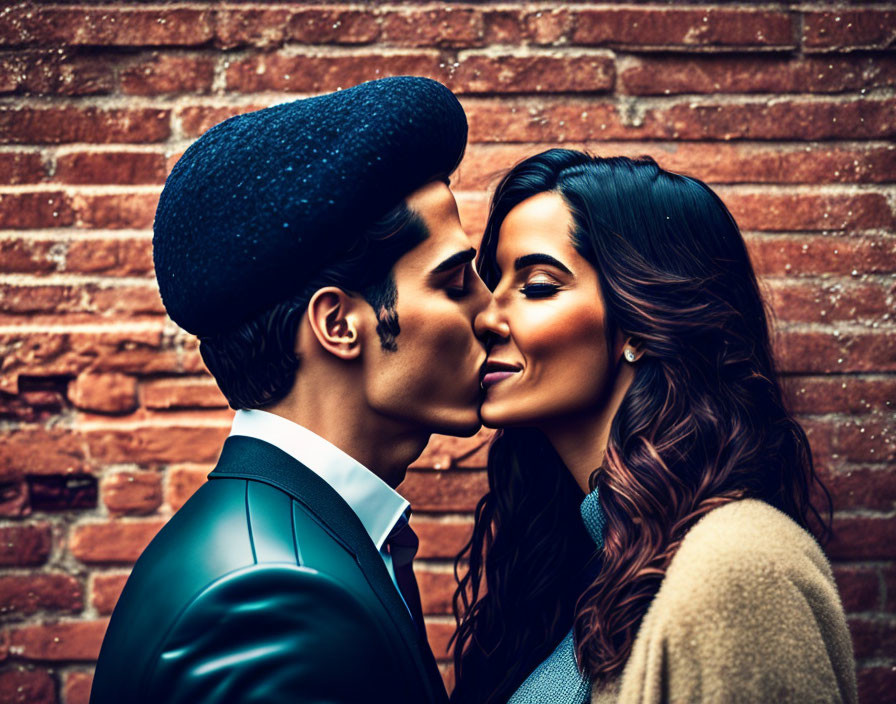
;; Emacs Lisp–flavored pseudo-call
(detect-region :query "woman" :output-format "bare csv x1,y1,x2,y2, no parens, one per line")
450,150,856,703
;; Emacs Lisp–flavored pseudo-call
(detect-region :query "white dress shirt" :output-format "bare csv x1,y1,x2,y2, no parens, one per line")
228,409,410,595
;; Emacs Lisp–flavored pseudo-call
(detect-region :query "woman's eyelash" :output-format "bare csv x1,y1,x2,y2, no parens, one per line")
520,282,560,297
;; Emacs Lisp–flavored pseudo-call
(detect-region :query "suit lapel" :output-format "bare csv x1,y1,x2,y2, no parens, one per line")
208,435,446,703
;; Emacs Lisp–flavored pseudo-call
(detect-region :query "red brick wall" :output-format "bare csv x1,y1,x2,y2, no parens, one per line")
1,2,894,702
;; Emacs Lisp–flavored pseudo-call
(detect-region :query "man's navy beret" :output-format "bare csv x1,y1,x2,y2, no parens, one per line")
153,76,467,337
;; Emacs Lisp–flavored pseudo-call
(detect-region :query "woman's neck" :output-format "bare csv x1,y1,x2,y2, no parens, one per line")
541,364,635,494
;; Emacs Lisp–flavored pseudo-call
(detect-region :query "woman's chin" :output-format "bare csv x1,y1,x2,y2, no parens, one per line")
479,399,531,429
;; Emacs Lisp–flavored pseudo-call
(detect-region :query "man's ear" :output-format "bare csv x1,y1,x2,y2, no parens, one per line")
305,287,363,361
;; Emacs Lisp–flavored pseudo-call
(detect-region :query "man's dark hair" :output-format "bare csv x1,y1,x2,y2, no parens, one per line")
198,201,428,410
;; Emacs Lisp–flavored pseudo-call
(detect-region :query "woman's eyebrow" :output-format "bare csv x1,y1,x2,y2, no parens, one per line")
514,253,573,275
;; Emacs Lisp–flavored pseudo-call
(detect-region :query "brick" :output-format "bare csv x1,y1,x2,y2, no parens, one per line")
165,464,210,511
121,54,215,95
0,282,164,320
418,568,456,615
0,7,214,47
776,328,896,374
54,150,166,185
836,418,895,462
215,7,379,48
70,519,165,564
380,8,482,47
857,666,896,704
90,572,129,615
412,516,474,559
847,616,896,659
424,619,455,660
463,97,896,143
0,192,73,229
826,515,896,560
619,55,896,96
0,107,170,145
783,376,896,415
0,481,28,517
747,235,896,278
0,573,83,616
0,428,87,481
0,50,113,96
482,8,571,46
457,143,896,191
68,373,138,414
0,152,45,184
0,237,62,275
803,11,896,51
175,104,265,137
28,475,97,512
440,663,455,695
102,470,162,515
412,428,493,470
832,564,880,613
0,524,52,566
763,278,893,324
141,377,227,410
0,666,55,704
225,51,444,93
63,670,92,704
0,328,176,396
65,237,153,276
0,390,66,425
85,424,228,466
70,192,159,230
448,53,614,94
6,619,108,661
86,285,165,316
885,564,896,613
398,470,487,512
820,466,896,512
720,190,894,232
571,8,795,48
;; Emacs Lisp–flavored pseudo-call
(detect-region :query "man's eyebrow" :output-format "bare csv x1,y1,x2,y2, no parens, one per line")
430,247,476,274
514,253,573,275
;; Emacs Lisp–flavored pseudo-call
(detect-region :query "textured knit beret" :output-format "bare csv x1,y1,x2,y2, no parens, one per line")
153,76,468,337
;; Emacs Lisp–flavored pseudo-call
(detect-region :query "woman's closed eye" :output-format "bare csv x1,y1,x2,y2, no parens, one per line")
520,277,562,298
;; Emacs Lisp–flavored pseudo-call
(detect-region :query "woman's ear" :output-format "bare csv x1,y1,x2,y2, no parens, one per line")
621,336,646,364
305,287,363,361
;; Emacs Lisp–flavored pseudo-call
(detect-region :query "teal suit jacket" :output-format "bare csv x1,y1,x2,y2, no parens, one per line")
90,435,448,704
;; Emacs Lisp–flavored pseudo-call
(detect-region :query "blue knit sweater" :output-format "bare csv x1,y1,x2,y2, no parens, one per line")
507,488,607,704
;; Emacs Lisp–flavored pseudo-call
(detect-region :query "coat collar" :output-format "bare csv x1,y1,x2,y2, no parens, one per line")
208,434,447,704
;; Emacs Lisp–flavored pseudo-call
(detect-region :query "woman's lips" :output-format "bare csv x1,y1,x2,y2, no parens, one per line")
481,363,520,389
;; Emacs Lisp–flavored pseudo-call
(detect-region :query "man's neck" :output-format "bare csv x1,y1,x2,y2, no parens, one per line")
265,387,429,489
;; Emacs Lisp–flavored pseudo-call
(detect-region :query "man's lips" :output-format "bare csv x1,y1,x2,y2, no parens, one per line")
480,360,521,389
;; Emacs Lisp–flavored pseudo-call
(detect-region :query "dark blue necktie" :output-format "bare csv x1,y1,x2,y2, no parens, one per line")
385,513,426,631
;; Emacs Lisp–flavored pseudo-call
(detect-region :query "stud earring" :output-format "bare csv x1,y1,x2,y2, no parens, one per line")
624,349,636,362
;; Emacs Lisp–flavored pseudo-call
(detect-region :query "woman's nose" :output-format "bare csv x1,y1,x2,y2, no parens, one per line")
474,296,510,345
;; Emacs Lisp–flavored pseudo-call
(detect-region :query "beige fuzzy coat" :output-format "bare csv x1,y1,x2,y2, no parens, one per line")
590,499,857,704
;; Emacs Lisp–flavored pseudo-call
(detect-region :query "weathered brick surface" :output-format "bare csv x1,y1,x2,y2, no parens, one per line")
6,620,108,661
0,2,893,696
0,573,83,616
69,519,166,565
100,470,162,515
63,670,93,704
89,572,129,616
0,666,56,704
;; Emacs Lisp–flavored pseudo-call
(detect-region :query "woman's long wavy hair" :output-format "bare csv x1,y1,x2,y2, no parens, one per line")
450,150,832,703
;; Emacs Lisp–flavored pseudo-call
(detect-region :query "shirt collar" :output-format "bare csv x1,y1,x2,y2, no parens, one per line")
228,409,409,551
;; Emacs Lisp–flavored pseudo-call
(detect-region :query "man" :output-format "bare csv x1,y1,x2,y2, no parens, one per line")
90,77,489,704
